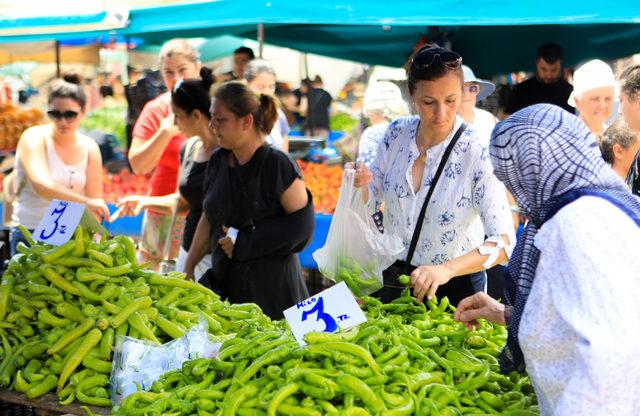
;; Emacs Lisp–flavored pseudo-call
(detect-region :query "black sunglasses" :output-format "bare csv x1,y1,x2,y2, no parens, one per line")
410,47,462,71
47,110,79,121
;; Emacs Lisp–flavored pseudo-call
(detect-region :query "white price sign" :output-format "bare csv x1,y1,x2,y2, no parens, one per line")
33,199,109,246
284,282,367,346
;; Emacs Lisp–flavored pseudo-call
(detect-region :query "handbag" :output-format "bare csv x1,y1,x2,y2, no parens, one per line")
383,123,467,285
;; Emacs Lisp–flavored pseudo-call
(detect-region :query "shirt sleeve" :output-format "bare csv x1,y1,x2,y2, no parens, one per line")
367,120,399,213
270,149,303,201
358,126,380,167
532,197,640,415
132,98,163,141
278,109,290,137
469,140,515,262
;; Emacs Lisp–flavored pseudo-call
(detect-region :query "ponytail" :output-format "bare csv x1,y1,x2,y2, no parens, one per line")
254,93,278,134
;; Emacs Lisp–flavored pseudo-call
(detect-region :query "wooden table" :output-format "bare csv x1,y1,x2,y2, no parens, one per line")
0,389,110,415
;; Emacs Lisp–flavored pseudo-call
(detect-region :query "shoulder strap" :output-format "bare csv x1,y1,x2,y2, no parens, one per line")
405,123,467,266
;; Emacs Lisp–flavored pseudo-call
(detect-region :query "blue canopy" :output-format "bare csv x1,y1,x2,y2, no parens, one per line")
1,1,639,74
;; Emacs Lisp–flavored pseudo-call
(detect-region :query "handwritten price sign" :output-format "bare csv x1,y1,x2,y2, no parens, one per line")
33,199,87,246
284,282,367,345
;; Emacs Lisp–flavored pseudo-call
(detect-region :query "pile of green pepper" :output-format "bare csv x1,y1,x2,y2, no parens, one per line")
114,287,539,416
0,225,273,408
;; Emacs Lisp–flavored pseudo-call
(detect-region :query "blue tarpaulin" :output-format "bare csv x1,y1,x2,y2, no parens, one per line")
0,1,639,74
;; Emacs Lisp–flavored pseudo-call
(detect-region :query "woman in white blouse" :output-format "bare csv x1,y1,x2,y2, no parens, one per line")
354,46,514,305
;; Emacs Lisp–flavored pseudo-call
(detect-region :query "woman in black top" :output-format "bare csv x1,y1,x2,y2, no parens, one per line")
112,67,217,280
185,82,314,319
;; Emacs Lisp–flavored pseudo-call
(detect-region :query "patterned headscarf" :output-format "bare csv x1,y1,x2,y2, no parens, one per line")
490,104,633,372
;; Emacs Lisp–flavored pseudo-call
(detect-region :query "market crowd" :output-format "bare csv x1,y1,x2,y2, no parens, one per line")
10,38,640,414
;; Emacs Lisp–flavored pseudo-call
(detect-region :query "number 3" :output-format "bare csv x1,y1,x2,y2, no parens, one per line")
301,297,338,333
40,202,68,240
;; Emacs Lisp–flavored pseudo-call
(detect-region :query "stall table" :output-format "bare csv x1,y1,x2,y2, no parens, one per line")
0,389,109,416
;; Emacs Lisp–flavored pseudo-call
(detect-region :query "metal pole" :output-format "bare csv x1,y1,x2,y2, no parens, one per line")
257,23,264,58
55,40,61,78
304,52,309,79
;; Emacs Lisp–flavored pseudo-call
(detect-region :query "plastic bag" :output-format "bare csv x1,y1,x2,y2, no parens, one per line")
313,168,403,296
110,319,221,406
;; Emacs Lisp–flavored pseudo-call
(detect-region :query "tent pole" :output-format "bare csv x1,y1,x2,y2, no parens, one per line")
304,53,309,79
257,23,264,58
55,40,61,78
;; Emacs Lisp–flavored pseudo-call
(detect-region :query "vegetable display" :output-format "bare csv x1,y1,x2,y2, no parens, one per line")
115,286,539,416
0,226,271,407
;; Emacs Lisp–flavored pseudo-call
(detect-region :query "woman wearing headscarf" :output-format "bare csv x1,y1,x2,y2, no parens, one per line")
568,59,617,141
455,104,640,415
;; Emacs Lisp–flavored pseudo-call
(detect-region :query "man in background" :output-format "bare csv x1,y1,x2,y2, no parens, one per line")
505,43,574,114
220,46,255,81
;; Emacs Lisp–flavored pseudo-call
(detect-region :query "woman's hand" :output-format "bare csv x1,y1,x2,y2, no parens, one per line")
218,226,234,259
159,113,181,137
110,195,150,221
86,198,110,222
454,292,506,330
345,162,372,188
410,264,456,302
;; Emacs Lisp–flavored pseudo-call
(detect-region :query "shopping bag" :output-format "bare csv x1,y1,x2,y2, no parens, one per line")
313,168,403,296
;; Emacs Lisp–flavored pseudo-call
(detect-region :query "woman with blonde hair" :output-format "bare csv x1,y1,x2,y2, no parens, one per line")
127,38,201,269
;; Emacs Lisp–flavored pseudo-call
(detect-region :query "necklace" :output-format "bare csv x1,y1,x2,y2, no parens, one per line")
415,124,428,164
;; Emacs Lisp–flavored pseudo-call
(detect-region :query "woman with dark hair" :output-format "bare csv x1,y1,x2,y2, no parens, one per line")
456,104,640,414
353,46,514,305
10,77,109,253
619,65,640,196
184,81,314,318
111,67,217,280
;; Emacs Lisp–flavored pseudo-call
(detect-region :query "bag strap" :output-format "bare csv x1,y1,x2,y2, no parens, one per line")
405,123,467,266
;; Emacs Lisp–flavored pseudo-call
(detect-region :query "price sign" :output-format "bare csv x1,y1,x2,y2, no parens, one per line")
33,199,87,245
284,282,367,346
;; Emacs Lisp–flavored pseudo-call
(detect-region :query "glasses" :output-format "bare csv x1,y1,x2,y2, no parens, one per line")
464,84,480,95
47,110,79,121
410,47,462,71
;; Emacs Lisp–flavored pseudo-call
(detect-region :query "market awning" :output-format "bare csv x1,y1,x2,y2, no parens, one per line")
0,0,639,74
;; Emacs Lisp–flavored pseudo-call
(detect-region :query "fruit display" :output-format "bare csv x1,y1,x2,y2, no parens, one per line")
0,103,44,150
299,161,342,214
0,225,272,406
102,168,152,204
114,288,538,416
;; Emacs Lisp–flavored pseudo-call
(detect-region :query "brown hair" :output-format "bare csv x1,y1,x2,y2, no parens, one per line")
214,81,278,134
620,64,640,101
49,74,87,110
405,45,463,95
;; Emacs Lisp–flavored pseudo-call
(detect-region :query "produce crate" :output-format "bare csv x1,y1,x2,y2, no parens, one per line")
0,402,35,416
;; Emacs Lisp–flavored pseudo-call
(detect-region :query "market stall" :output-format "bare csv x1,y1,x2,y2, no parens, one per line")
0,224,538,415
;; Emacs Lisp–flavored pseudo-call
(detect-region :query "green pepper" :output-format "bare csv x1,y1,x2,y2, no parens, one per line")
338,373,387,413
38,309,72,327
87,248,114,267
76,374,112,406
17,225,35,246
41,240,76,263
128,312,160,344
40,264,80,296
55,301,85,322
82,354,112,374
47,318,95,355
58,328,102,391
26,373,58,399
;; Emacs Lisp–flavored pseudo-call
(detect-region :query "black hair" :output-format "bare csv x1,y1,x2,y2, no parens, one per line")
536,43,563,64
620,64,640,101
600,119,638,164
49,75,87,110
171,66,215,119
404,45,463,95
234,46,255,60
214,81,278,134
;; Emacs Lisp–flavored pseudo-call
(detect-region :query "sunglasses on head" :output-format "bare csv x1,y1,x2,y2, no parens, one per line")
464,84,480,94
47,110,79,121
410,47,462,71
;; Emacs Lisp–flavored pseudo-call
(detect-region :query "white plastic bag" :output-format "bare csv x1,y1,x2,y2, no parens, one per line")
313,168,403,296
110,319,221,406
